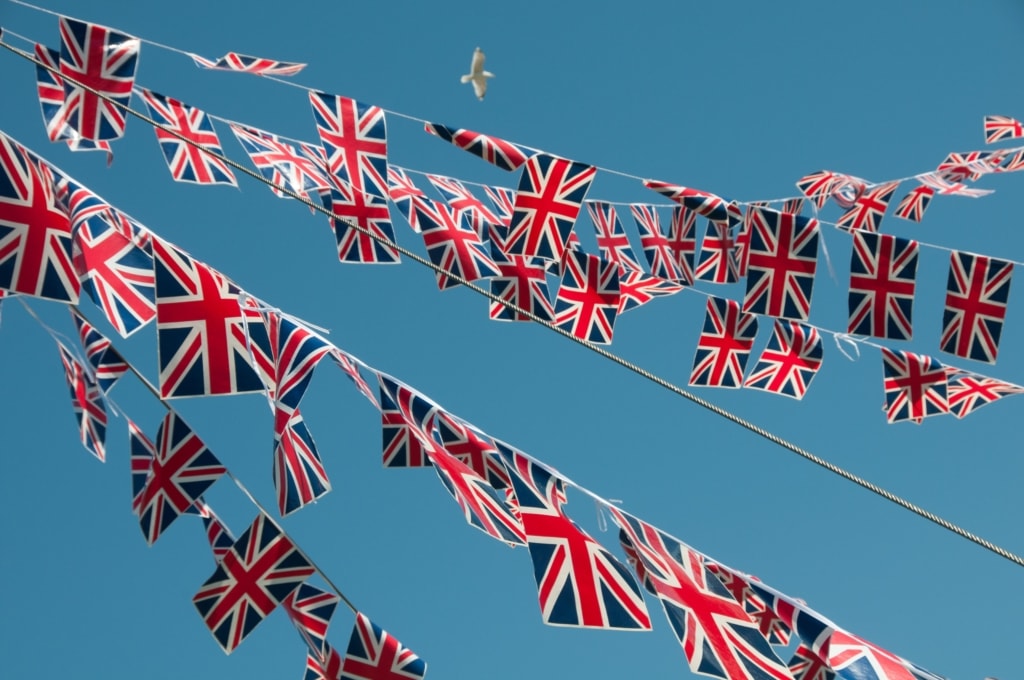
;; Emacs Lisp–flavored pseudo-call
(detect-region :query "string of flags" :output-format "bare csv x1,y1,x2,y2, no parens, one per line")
1,7,1022,679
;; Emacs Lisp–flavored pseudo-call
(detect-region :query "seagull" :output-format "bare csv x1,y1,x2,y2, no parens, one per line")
460,47,494,101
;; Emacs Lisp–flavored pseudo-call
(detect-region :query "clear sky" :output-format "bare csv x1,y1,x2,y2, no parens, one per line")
1,1,1022,678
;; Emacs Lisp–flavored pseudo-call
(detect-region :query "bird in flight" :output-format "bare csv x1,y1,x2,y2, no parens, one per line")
460,47,494,101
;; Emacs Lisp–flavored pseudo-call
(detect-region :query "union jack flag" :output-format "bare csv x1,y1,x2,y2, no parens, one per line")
331,348,378,408
487,224,555,322
828,629,946,680
984,115,1024,143
274,408,331,516
153,240,273,398
609,508,791,680
631,204,687,281
322,182,401,264
553,249,620,344
666,205,697,284
499,450,651,630
426,174,503,238
999,149,1024,172
386,166,427,232
829,176,867,209
305,643,344,680
71,311,127,393
695,219,739,284
378,373,440,468
643,180,742,225
191,51,306,76
882,349,949,424
945,368,1024,419
484,185,516,225
784,198,806,214
735,206,757,277
71,202,156,337
940,252,1013,363
259,310,333,412
505,154,596,261
56,341,107,462
848,232,919,340
741,579,836,658
412,195,500,290
139,89,236,186
618,269,683,313
58,18,139,141
893,184,934,223
338,612,427,680
433,410,510,488
835,182,899,233
230,124,328,201
789,644,834,680
795,170,838,209
937,150,1002,182
916,171,993,198
136,411,226,544
427,437,526,545
33,44,114,160
742,206,819,320
690,296,759,388
0,135,79,302
743,321,823,399
129,419,156,515
424,122,530,172
586,201,643,271
310,92,388,199
195,497,235,563
192,513,315,654
283,582,340,657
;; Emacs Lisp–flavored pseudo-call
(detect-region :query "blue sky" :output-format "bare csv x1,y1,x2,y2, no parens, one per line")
1,1,1022,678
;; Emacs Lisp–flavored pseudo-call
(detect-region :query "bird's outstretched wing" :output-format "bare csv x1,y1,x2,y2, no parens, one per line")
470,47,485,75
471,78,487,100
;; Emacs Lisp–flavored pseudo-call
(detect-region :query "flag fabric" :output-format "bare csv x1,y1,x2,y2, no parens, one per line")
56,341,107,461
153,240,273,398
57,17,139,141
553,249,620,344
426,436,526,545
33,43,114,160
586,201,643,271
487,223,555,322
881,349,949,424
195,498,235,564
305,643,345,680
378,373,441,468
433,410,511,488
338,612,427,680
795,170,838,208
945,368,1024,419
743,321,823,399
386,166,427,232
631,204,686,281
735,205,760,278
499,449,652,630
915,171,992,198
0,134,79,302
983,115,1024,143
412,195,500,290
742,206,820,321
274,408,331,516
259,310,333,412
70,311,128,393
667,205,697,284
828,630,946,680
617,269,683,313
484,185,516,225
847,232,919,340
789,645,835,680
829,176,867,209
690,296,759,388
283,582,340,658
230,124,328,201
999,149,1024,172
310,92,389,199
192,513,315,654
426,173,503,238
424,122,530,172
504,154,596,261
136,411,226,544
642,180,742,225
610,508,792,680
893,185,934,223
129,419,198,517
937,150,1003,182
139,89,236,186
323,183,402,265
695,218,740,284
191,51,306,76
940,252,1013,363
331,348,379,408
71,204,156,337
835,182,900,233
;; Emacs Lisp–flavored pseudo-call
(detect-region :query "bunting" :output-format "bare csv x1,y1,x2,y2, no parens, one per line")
690,296,759,388
743,321,823,400
847,232,919,340
139,89,237,186
881,349,949,424
191,51,306,76
33,43,113,159
423,122,530,172
939,252,1013,364
631,204,685,281
587,201,643,271
742,206,820,321
56,341,107,462
553,249,620,344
